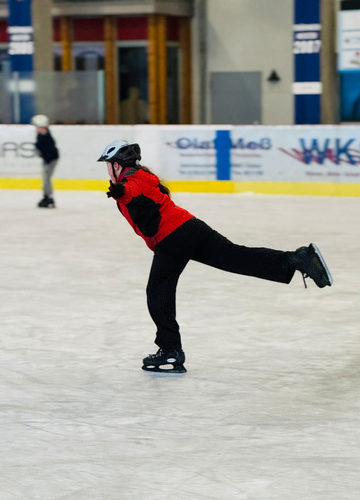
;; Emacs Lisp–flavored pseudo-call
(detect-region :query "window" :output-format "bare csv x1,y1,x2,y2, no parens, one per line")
52,44,105,71
340,72,360,122
74,44,104,71
118,45,148,124
0,46,9,72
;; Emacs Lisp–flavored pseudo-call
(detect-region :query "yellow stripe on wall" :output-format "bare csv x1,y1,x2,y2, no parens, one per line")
0,178,43,189
167,180,360,197
165,180,235,193
1,178,360,197
54,179,109,191
0,178,109,191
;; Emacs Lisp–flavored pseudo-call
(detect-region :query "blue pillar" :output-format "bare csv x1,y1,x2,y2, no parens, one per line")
293,0,321,124
215,130,231,181
7,0,35,123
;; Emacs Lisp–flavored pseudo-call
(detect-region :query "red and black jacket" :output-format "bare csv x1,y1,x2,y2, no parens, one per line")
113,166,194,251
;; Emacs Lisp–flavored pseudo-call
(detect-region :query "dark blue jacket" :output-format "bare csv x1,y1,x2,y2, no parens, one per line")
35,131,59,164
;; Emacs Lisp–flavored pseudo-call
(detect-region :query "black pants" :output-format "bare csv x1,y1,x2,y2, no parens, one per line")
146,218,295,351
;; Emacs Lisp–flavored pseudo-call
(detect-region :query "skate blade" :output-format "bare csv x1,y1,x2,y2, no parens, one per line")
310,243,333,287
142,364,187,374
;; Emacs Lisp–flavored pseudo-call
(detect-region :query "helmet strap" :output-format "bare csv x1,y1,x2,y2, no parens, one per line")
112,163,118,182
111,161,125,182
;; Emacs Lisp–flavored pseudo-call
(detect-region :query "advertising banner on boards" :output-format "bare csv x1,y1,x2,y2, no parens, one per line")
1,125,360,185
160,126,360,183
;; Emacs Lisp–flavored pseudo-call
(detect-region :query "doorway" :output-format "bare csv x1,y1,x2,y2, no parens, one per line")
118,45,149,124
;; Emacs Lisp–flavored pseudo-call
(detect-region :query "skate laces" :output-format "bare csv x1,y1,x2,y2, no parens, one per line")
149,349,164,359
148,348,181,360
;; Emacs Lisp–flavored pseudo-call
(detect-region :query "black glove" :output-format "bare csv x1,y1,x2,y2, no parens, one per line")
106,180,125,199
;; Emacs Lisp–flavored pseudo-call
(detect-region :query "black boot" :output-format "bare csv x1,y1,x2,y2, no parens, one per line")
38,195,55,208
290,243,333,288
142,347,186,373
46,197,56,208
38,196,48,207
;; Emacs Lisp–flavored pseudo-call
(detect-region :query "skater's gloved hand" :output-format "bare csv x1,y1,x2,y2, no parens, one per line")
107,180,125,199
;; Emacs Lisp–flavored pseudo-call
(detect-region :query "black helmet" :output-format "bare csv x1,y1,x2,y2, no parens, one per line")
97,140,141,165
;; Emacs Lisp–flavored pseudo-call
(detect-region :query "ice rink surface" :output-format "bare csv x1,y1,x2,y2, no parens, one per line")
1,188,359,500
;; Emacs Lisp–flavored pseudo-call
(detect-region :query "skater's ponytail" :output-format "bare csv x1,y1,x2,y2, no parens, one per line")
139,165,171,198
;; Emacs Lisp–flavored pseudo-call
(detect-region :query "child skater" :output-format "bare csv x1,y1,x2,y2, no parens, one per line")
31,114,59,208
98,140,333,374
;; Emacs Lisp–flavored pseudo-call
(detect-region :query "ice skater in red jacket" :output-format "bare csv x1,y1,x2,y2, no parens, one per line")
98,140,333,374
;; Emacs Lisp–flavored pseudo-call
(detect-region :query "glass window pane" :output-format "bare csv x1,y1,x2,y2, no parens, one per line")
0,48,9,72
118,46,148,124
34,70,104,124
340,72,360,122
74,45,104,71
53,46,62,71
0,67,12,123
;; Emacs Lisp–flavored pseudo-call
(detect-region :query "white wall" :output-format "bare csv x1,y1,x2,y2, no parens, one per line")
206,0,294,125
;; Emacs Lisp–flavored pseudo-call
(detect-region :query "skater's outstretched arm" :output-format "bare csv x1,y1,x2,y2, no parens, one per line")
107,176,144,203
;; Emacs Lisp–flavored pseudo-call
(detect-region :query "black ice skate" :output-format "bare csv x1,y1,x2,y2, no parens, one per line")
38,196,55,208
142,348,187,373
291,243,333,288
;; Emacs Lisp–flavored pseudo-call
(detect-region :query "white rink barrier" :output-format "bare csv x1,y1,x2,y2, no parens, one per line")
1,124,360,196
